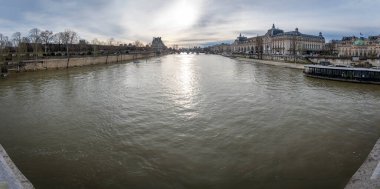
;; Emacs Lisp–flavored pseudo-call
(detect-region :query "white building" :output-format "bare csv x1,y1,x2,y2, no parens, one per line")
232,24,325,55
338,36,380,57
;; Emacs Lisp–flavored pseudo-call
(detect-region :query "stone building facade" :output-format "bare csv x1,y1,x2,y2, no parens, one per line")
151,37,167,52
208,43,231,54
231,24,325,55
337,36,380,58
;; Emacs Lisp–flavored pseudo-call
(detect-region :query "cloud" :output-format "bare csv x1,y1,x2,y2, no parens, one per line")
0,0,379,46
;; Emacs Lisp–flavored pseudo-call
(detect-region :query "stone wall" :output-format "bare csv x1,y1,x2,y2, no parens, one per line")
232,54,310,64
17,53,156,71
0,144,34,189
308,57,380,67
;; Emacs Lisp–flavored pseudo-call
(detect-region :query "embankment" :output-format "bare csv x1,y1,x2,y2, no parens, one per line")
0,144,34,189
10,53,157,72
235,57,305,70
346,139,380,189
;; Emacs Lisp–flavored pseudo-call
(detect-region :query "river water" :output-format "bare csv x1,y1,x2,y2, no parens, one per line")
1,54,380,189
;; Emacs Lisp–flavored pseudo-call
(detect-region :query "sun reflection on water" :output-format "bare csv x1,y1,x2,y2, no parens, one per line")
179,55,194,94
173,54,199,118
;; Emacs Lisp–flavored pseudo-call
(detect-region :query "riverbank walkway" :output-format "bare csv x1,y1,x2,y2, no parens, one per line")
0,145,34,189
346,139,380,189
235,57,305,70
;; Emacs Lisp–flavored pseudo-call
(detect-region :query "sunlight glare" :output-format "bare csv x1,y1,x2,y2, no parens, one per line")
155,0,200,30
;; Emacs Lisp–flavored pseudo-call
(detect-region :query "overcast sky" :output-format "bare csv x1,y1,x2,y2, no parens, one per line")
1,0,379,47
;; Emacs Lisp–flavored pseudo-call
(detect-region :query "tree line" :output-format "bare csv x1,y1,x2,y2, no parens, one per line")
0,28,149,63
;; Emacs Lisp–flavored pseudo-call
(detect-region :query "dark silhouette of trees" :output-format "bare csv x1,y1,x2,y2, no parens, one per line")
0,27,157,66
12,32,22,62
255,36,263,59
40,30,54,54
0,34,12,62
60,30,79,68
29,28,42,60
133,40,144,47
289,35,300,62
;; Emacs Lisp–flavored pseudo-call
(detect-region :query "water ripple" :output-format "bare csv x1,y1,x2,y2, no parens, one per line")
1,54,380,189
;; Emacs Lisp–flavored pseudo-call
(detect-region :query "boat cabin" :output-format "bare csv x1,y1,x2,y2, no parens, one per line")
304,65,380,84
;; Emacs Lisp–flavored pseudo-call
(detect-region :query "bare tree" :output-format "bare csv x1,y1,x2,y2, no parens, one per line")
17,37,29,59
116,41,123,46
40,30,54,54
255,36,263,59
12,32,22,62
105,38,115,64
53,32,65,52
133,40,144,48
91,38,100,45
1,35,10,46
0,34,5,62
12,32,21,47
78,39,87,55
108,38,114,46
29,28,41,59
60,29,78,68
289,35,299,62
327,40,338,56
0,34,5,50
91,38,100,56
53,32,63,45
21,37,30,43
0,34,11,62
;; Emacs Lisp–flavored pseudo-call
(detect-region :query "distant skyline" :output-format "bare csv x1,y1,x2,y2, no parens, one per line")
1,0,379,47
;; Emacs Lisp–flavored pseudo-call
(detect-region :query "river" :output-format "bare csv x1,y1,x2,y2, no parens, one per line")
1,54,380,189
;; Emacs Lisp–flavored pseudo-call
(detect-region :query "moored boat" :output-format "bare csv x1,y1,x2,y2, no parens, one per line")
304,64,380,84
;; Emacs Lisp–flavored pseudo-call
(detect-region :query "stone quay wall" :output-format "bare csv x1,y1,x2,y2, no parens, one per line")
0,144,34,189
229,53,380,67
308,57,380,67
230,54,311,64
15,53,156,72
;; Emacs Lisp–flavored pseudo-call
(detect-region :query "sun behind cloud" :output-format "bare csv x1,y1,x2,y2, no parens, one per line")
1,0,380,46
154,0,202,31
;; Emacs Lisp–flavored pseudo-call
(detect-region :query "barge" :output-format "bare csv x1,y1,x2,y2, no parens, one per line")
304,65,380,84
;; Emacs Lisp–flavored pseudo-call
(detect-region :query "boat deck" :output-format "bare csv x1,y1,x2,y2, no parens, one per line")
304,65,380,84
